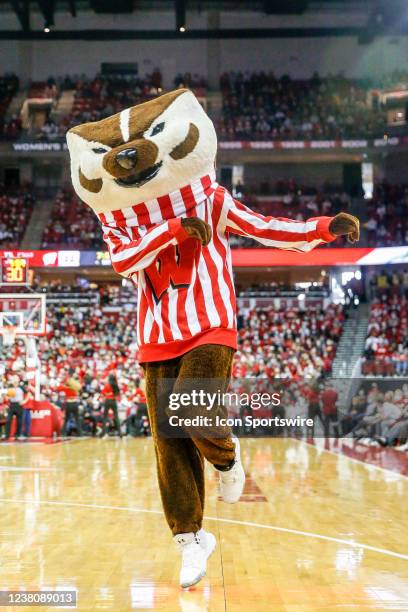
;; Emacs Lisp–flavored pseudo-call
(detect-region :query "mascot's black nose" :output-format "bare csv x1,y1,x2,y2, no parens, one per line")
116,148,138,170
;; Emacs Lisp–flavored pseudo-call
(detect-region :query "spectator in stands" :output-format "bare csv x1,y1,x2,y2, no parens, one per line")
42,188,104,249
378,391,402,438
364,182,408,248
340,395,365,435
0,186,35,248
218,71,387,141
82,397,100,437
41,118,59,140
362,292,408,376
60,70,173,133
228,188,351,248
378,390,408,449
235,303,344,379
350,395,383,440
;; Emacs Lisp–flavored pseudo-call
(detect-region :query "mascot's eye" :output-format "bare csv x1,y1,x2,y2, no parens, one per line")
92,147,107,154
150,122,165,137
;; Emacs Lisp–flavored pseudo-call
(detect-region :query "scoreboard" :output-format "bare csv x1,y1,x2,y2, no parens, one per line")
0,257,29,286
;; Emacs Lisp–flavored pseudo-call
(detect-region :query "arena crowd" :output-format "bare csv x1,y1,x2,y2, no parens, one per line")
0,281,406,447
0,186,35,248
42,188,103,249
341,383,408,450
362,289,408,377
2,68,408,142
218,71,389,140
0,284,344,436
0,71,207,140
365,181,408,248
0,180,400,250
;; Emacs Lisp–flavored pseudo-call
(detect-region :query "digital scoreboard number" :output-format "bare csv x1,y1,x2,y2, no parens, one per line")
1,257,29,286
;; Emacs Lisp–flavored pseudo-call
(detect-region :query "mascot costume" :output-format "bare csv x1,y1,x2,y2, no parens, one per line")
67,88,359,588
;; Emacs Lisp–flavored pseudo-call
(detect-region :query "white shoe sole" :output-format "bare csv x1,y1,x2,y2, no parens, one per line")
221,459,246,503
219,437,245,504
180,533,216,588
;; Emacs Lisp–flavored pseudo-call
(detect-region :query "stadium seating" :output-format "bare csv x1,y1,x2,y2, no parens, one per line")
0,179,398,249
362,288,408,377
0,188,35,248
0,183,354,249
33,181,405,250
1,282,406,444
0,288,344,405
341,382,408,447
40,186,350,249
7,69,408,142
59,71,206,133
41,189,104,249
234,302,344,379
365,181,408,247
228,191,350,248
218,71,387,140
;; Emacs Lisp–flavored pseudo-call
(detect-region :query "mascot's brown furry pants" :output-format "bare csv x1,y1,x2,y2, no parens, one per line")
144,344,235,535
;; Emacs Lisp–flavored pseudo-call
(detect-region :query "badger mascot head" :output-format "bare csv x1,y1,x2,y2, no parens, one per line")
66,88,217,213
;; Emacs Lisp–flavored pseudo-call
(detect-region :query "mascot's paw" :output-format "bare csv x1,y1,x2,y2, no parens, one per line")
329,212,360,243
174,529,216,588
217,437,246,504
181,217,212,246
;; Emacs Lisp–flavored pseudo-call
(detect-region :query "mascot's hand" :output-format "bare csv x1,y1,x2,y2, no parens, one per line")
329,213,360,244
181,218,212,246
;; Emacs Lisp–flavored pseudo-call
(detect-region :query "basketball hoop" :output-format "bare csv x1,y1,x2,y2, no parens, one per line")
2,326,17,347
0,293,45,401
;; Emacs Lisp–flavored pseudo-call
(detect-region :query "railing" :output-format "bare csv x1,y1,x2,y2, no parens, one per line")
45,291,100,307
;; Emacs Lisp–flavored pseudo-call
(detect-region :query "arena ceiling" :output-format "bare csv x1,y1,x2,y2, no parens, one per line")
0,1,376,11
1,0,407,38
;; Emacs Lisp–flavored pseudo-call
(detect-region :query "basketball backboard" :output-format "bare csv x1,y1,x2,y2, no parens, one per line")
0,293,46,337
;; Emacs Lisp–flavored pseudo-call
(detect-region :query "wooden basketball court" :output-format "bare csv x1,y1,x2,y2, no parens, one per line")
0,437,407,611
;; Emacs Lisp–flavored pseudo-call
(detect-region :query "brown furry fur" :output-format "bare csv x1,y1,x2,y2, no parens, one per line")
144,344,235,535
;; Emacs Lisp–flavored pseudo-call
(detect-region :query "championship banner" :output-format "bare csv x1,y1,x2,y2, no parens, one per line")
218,136,404,150
9,136,406,153
12,142,68,152
0,247,407,268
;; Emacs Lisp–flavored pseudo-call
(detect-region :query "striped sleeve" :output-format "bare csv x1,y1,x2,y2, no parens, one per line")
225,196,336,252
103,218,189,277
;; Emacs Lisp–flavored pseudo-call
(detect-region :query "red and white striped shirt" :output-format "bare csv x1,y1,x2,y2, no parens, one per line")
99,173,336,362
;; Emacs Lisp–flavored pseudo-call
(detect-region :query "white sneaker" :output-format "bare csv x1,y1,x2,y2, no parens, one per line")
217,437,245,504
395,442,408,451
174,529,216,588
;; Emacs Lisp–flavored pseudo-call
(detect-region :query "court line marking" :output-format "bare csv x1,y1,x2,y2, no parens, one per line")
0,497,407,562
0,467,56,472
295,438,408,482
